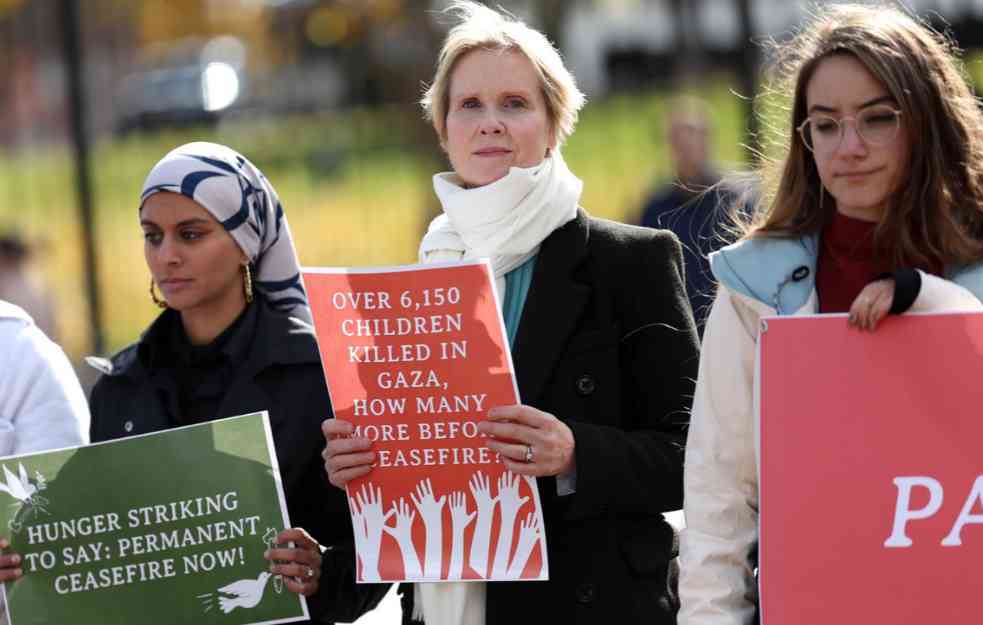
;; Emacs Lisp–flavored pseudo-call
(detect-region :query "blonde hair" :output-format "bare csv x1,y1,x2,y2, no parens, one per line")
743,3,983,270
421,1,586,147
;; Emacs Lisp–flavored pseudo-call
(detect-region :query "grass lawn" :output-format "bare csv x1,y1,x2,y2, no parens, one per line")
0,79,750,362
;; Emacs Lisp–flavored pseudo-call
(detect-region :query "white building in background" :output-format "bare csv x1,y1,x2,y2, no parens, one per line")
561,0,983,97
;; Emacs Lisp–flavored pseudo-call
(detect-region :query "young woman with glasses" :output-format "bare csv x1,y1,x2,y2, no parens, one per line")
679,5,983,624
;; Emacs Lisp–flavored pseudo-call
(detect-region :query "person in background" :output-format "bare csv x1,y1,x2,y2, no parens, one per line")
680,5,983,625
85,142,386,624
639,97,737,332
323,2,700,624
0,234,58,340
0,299,89,583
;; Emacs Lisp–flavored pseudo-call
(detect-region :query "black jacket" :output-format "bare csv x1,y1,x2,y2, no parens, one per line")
89,298,388,624
639,173,736,332
403,210,700,624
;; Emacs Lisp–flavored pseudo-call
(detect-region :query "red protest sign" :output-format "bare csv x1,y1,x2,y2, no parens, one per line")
759,313,983,625
304,261,548,584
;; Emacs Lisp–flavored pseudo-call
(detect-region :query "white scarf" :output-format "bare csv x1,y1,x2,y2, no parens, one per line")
413,150,581,625
419,149,582,298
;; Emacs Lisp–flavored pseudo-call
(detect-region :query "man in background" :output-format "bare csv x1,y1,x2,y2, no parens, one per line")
640,97,738,333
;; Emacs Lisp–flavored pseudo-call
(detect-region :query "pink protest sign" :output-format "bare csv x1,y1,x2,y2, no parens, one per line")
759,312,983,625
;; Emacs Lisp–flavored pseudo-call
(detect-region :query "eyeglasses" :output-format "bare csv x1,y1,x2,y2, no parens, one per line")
797,105,903,154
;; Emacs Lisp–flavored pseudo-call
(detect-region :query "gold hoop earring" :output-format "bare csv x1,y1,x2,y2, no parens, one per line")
243,264,254,304
149,278,167,309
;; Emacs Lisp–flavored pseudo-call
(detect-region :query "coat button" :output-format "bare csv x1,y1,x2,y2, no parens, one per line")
576,582,595,604
124,420,134,433
575,374,596,396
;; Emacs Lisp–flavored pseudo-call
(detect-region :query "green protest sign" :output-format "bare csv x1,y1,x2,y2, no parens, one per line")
0,412,308,625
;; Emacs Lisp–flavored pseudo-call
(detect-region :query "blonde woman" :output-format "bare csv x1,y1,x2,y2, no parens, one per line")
322,3,699,624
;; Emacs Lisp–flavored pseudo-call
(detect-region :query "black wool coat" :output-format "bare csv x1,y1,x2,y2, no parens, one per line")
403,210,700,625
88,298,388,624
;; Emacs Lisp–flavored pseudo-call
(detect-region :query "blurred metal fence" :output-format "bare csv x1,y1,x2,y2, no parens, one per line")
4,0,981,367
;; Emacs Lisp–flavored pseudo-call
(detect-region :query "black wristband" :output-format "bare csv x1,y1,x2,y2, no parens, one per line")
873,268,921,314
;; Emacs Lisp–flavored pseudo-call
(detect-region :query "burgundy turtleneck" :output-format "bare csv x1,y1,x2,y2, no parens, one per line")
816,211,893,313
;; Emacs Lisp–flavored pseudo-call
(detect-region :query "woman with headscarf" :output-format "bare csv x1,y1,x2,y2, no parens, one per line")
322,3,700,624
84,142,386,623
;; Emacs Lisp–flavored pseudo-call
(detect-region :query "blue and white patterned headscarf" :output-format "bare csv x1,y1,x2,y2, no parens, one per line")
140,142,311,325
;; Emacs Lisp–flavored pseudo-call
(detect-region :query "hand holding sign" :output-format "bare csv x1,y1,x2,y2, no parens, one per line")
481,405,575,477
0,537,22,582
321,419,374,488
847,278,895,331
264,528,322,597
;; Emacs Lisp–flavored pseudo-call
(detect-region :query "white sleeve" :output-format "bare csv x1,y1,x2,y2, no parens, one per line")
679,288,759,625
907,270,983,313
0,319,89,454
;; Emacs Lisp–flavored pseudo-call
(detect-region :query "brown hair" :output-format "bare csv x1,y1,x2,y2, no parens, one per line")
742,3,983,271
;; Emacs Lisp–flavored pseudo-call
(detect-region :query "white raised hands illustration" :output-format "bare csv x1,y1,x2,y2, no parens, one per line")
447,490,476,580
383,497,423,579
506,512,541,578
467,470,498,577
492,471,529,578
216,571,272,613
344,471,542,581
350,483,393,582
410,478,446,579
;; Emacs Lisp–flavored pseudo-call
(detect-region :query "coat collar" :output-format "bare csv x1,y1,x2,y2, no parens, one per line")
89,298,320,381
511,208,591,403
141,301,258,372
948,261,983,298
711,233,983,313
710,233,819,315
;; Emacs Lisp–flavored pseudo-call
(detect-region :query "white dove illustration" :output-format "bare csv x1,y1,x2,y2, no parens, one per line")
0,464,36,502
217,571,272,613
